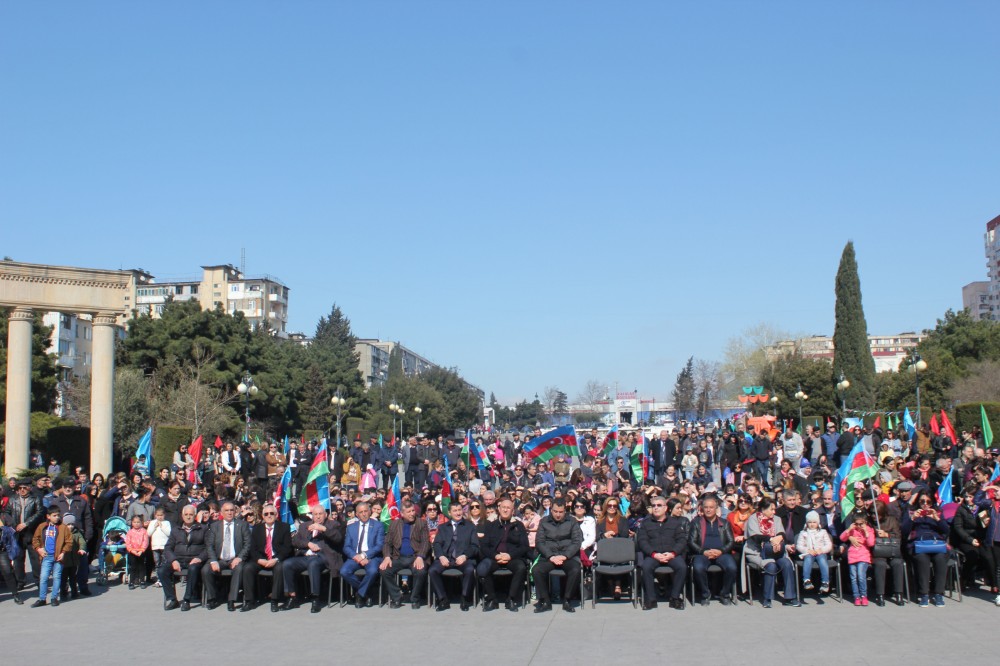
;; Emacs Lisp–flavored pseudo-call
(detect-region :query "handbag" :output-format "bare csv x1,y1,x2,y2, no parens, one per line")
913,538,947,554
873,537,901,559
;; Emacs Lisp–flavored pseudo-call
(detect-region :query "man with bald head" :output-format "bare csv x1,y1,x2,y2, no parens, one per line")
205,501,251,611
159,504,209,611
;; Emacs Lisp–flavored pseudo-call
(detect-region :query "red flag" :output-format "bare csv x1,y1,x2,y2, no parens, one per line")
940,410,957,446
872,416,881,430
188,436,203,483
930,414,940,436
214,435,224,450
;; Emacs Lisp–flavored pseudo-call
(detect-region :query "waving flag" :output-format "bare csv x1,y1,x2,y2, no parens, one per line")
297,437,331,515
134,426,153,471
380,475,402,527
600,425,619,457
274,466,294,524
903,408,916,441
940,410,957,446
631,429,649,482
990,462,999,483
523,425,578,464
283,434,290,457
214,435,224,450
187,435,203,484
937,467,955,506
930,414,940,436
983,404,994,449
466,430,490,470
832,442,879,519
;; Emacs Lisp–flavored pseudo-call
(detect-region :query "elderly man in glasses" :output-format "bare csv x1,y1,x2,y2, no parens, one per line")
241,502,294,613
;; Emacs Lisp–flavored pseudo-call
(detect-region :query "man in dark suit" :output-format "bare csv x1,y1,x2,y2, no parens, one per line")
651,430,680,480
241,502,294,613
379,499,430,609
340,500,384,607
477,497,529,612
282,504,344,613
204,501,252,611
429,502,479,611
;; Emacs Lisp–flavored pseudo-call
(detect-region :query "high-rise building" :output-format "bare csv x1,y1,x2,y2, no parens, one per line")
982,214,1000,321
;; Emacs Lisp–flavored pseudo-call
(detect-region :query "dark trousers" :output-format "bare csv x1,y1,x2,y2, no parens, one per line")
640,556,686,601
381,470,397,490
13,540,40,586
77,548,91,592
429,558,477,601
242,561,286,602
203,560,245,602
691,553,737,600
0,552,18,597
955,543,985,589
913,551,948,596
282,556,327,598
532,557,582,603
381,555,428,602
158,561,204,603
872,556,905,596
760,557,796,601
128,552,147,584
477,557,527,602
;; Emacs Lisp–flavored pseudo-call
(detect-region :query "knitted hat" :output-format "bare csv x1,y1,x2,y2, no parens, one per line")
805,510,820,525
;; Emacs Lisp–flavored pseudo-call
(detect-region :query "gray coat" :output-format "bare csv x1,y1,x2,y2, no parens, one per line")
536,515,583,560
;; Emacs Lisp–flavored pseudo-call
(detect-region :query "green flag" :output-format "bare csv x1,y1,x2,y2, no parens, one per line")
982,404,994,448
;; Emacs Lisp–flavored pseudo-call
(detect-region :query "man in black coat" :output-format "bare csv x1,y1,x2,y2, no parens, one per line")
689,495,737,605
241,502,294,612
637,496,689,610
2,480,45,588
159,505,209,611
477,497,529,612
429,502,479,611
650,430,680,479
532,498,583,613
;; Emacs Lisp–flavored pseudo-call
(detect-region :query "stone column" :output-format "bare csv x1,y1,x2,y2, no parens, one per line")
90,312,118,476
4,307,33,474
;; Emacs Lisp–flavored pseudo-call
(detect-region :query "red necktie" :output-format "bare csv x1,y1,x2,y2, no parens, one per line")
265,527,273,559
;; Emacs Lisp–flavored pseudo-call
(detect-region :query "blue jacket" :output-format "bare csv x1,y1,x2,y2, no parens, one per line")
343,518,385,560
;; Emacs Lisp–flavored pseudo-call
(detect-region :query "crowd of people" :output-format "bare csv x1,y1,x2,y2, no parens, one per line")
2,418,998,614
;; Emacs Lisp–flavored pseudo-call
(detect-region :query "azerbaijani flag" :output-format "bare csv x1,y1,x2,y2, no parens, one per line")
982,404,994,449
630,429,649,482
990,461,999,483
940,410,957,446
380,475,402,527
466,430,490,470
903,408,916,441
600,425,619,457
441,455,453,513
832,442,879,519
274,466,294,524
937,467,955,506
523,425,578,464
187,435,203,484
297,437,331,515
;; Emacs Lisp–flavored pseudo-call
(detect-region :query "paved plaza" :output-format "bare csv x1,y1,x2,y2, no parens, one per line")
3,581,997,665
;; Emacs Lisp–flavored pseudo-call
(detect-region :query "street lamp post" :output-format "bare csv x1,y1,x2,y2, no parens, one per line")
413,405,422,436
331,389,346,449
398,407,406,440
794,384,809,432
236,372,259,444
770,395,779,420
910,354,928,427
836,374,851,424
389,398,398,441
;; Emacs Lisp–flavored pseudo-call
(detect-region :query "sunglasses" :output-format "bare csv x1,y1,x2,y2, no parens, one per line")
470,505,481,509
574,504,585,509
426,507,438,512
262,512,277,516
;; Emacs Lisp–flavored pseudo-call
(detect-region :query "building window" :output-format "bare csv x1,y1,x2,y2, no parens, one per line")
231,284,241,293
175,285,184,295
190,285,198,295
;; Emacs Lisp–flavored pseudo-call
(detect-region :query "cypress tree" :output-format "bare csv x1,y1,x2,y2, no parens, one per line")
832,241,876,413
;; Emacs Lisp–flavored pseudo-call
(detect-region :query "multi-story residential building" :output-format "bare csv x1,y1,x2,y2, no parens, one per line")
134,264,290,337
963,281,991,321
766,332,924,372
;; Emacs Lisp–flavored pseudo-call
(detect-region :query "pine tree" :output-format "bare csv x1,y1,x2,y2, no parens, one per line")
672,357,696,421
833,241,876,412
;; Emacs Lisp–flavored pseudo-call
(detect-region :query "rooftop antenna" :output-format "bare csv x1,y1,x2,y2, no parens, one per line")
240,247,246,276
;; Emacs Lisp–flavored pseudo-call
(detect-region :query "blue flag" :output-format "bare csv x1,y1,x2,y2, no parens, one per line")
135,427,153,472
991,462,1000,483
903,408,916,441
283,434,290,457
937,467,955,505
274,466,294,525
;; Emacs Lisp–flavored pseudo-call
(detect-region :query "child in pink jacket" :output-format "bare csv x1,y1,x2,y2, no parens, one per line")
840,510,875,606
124,515,150,590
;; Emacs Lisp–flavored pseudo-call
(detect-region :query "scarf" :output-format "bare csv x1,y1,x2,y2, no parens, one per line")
757,513,776,537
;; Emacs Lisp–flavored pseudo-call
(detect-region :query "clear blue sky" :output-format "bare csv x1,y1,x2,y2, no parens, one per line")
2,2,998,405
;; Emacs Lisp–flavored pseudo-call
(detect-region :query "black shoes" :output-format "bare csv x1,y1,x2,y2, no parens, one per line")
12,594,23,606
783,599,802,608
227,601,236,612
180,600,191,612
389,599,404,609
761,600,772,608
311,599,322,613
206,600,220,610
366,596,376,608
875,595,886,607
240,601,256,613
642,600,658,610
164,599,180,611
271,601,280,613
505,599,519,612
51,598,60,607
31,599,46,608
561,601,575,613
283,597,302,611
699,598,710,607
460,599,471,612
893,594,904,607
482,599,499,612
435,600,451,612
719,597,732,606
533,601,552,613
411,600,423,610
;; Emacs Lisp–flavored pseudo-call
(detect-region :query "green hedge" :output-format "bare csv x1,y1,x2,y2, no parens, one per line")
155,425,192,473
46,426,90,471
954,403,1000,437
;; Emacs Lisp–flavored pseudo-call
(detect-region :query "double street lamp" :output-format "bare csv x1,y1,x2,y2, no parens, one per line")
331,389,346,448
836,374,851,424
909,354,928,427
389,399,405,440
794,385,809,432
236,372,259,444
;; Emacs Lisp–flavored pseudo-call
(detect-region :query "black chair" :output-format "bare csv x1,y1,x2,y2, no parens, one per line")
486,566,530,606
590,538,637,608
202,569,238,609
339,568,375,608
379,567,412,607
793,557,844,603
428,568,478,608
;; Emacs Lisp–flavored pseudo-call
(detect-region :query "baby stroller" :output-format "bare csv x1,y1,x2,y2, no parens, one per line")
96,516,129,585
